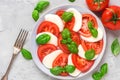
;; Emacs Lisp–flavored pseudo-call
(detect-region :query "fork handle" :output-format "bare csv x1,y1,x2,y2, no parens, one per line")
1,54,17,80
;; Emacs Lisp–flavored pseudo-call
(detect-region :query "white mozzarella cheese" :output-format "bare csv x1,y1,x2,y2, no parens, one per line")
36,32,58,46
45,14,64,32
66,8,82,32
68,54,81,76
80,28,103,42
42,50,63,68
78,45,98,60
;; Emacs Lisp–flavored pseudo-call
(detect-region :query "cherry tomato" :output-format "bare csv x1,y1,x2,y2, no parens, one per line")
79,14,98,37
72,54,94,72
81,39,103,54
37,44,57,61
37,21,60,36
101,5,120,30
52,53,69,67
86,0,109,12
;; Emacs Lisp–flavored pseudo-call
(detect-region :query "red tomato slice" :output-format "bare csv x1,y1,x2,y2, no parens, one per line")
86,0,109,12
65,17,75,31
37,44,57,62
56,10,75,31
72,54,94,72
58,34,70,54
60,72,69,76
81,39,103,54
37,21,60,36
56,10,65,17
71,31,81,45
79,14,98,37
52,53,69,67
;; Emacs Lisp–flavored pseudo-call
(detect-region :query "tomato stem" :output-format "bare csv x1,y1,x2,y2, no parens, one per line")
94,0,105,10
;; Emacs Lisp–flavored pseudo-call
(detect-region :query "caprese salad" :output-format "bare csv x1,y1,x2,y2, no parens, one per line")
35,8,104,77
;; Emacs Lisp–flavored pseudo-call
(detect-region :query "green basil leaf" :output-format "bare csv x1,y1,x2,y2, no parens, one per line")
85,49,95,60
92,63,108,80
68,0,75,2
100,63,108,77
61,28,71,39
21,48,32,60
111,38,120,56
32,10,39,21
62,12,73,22
36,34,51,45
50,66,64,75
65,65,75,73
67,42,78,53
92,71,102,80
34,1,50,12
88,21,98,38
61,39,68,44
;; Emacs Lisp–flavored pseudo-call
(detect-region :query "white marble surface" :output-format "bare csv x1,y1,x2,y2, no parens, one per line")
0,0,120,80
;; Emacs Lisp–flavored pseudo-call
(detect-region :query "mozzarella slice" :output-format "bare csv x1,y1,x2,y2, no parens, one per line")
42,50,63,68
66,8,82,32
36,32,58,46
68,54,81,76
45,14,64,32
78,45,98,60
80,28,103,42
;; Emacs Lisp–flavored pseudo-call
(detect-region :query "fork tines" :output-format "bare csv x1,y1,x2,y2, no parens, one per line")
14,29,28,49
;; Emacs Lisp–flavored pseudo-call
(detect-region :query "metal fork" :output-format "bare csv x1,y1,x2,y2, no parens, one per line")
1,29,28,80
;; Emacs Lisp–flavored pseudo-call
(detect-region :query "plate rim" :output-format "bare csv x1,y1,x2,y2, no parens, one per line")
30,4,107,80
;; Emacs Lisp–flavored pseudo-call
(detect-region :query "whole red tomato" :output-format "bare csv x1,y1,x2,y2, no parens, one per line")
101,6,120,30
86,0,109,12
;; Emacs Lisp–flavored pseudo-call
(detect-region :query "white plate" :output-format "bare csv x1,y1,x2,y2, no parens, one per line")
31,5,106,80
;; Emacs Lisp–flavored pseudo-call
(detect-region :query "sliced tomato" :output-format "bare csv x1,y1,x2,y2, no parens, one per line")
60,72,69,76
72,54,94,72
56,10,75,31
37,44,57,62
79,14,98,37
65,17,75,31
56,10,65,17
52,53,69,67
37,21,60,36
52,53,69,76
81,39,103,54
58,34,70,54
71,31,81,45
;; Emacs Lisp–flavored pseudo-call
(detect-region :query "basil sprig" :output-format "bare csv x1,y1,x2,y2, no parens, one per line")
50,65,75,75
88,21,98,38
61,28,78,53
92,63,108,80
32,1,50,21
111,38,120,56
